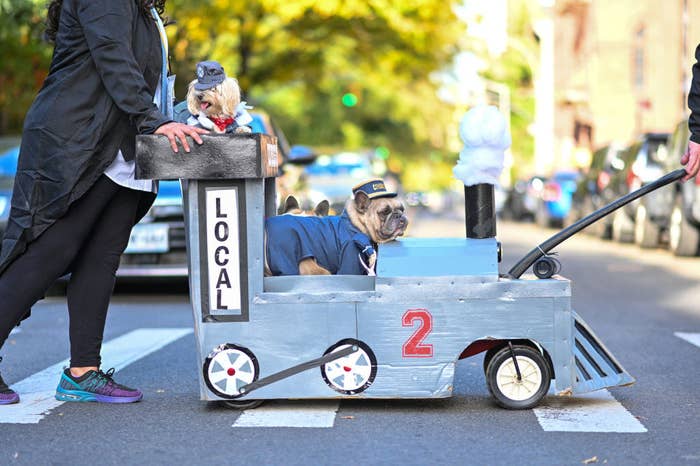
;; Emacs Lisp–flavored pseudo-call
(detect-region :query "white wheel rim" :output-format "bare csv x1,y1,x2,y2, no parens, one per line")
207,349,257,397
323,345,373,392
495,355,543,401
670,206,682,250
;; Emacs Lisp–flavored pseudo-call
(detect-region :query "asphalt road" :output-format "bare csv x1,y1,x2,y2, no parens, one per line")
1,211,699,466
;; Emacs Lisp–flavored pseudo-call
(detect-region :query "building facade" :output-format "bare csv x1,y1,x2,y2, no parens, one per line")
534,0,700,173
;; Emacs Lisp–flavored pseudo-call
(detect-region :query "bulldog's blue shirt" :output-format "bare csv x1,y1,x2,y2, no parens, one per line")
265,211,375,275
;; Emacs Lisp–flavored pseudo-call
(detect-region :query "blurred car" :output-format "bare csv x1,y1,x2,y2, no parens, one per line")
117,110,304,279
303,152,378,214
535,170,581,228
504,175,545,221
656,119,700,255
0,145,19,241
568,142,626,238
606,132,669,243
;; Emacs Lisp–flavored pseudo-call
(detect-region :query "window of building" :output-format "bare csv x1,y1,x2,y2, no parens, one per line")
634,27,645,90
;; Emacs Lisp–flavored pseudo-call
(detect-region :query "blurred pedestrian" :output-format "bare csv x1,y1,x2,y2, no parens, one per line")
0,0,207,405
684,43,700,180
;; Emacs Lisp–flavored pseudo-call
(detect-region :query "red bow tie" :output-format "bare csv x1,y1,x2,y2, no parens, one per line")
210,116,234,131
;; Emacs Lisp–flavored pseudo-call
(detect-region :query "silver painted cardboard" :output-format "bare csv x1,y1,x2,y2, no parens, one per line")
176,174,632,404
135,133,279,180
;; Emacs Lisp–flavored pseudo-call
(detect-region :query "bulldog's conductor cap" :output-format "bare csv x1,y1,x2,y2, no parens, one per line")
195,60,226,91
352,178,397,199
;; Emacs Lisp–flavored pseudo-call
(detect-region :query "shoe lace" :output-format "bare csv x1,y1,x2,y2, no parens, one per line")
92,368,130,393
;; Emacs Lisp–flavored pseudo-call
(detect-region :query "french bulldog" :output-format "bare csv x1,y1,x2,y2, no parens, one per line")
265,179,409,276
278,195,330,217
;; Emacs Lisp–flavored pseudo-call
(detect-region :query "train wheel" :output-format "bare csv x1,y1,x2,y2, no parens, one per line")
485,345,550,410
321,339,377,395
221,399,264,410
203,343,259,399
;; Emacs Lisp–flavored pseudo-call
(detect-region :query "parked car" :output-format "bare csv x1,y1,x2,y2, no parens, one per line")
303,151,378,214
118,110,308,279
504,175,546,221
567,143,626,238
604,133,670,243
535,170,581,228
0,145,19,241
635,116,700,256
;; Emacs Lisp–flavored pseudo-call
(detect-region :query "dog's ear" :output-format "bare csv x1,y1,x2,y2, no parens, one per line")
280,195,300,214
186,80,199,116
314,200,330,217
353,191,371,213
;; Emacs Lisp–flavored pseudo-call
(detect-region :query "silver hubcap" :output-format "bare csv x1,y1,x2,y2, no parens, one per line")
634,205,647,242
207,349,256,397
323,345,373,392
670,206,682,251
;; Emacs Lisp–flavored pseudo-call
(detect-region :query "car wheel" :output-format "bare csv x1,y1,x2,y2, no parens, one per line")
536,204,552,228
485,344,551,410
669,196,699,256
581,197,605,238
634,204,659,248
612,209,634,243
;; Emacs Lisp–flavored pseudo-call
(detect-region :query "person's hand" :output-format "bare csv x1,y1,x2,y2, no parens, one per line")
155,122,209,153
681,140,700,181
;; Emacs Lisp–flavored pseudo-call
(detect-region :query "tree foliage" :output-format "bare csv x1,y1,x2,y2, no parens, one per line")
0,0,52,134
167,0,464,162
1,0,465,190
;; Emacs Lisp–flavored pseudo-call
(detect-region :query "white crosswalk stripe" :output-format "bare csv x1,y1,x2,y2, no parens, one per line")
675,332,700,349
0,328,192,424
233,400,340,428
534,389,647,432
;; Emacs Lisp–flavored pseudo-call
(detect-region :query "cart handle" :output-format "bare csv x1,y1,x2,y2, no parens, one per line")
507,168,688,279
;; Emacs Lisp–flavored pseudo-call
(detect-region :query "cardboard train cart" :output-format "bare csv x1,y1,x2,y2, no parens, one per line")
135,108,684,410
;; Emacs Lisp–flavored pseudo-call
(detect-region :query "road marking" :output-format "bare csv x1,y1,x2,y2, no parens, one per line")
233,401,339,428
534,389,647,433
0,328,192,424
675,332,700,348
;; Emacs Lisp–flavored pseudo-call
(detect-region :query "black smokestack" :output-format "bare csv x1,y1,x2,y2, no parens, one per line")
464,183,496,239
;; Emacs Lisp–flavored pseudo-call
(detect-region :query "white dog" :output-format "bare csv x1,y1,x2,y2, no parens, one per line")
185,60,253,134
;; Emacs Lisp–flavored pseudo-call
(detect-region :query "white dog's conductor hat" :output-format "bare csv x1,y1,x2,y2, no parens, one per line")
195,60,226,91
352,178,397,199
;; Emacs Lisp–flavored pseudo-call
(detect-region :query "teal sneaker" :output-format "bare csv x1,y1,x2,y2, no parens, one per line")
55,368,143,403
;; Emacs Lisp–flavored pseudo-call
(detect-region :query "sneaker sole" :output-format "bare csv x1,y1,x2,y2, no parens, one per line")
0,396,20,405
55,387,142,404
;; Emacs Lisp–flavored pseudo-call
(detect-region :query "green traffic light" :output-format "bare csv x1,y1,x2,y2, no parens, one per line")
341,93,358,107
375,146,390,159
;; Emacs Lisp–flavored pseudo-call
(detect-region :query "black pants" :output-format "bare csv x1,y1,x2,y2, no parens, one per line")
0,176,144,367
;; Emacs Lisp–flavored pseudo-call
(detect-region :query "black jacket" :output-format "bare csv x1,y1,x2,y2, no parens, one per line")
0,0,170,275
690,44,700,143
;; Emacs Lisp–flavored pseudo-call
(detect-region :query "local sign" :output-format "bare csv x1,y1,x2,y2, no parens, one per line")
205,187,241,312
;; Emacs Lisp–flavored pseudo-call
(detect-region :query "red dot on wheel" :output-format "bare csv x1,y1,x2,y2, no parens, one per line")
227,368,236,376
343,366,352,372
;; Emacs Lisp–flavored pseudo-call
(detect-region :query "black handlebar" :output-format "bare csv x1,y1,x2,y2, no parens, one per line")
507,168,688,279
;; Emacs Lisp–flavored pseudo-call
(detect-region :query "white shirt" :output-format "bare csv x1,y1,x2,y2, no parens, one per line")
103,81,162,193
